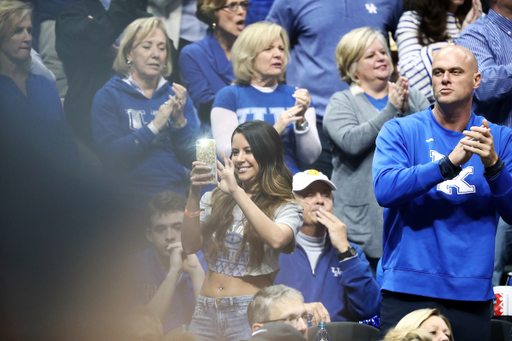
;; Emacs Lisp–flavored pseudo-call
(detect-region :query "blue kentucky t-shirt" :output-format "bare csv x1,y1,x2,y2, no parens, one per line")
214,84,314,174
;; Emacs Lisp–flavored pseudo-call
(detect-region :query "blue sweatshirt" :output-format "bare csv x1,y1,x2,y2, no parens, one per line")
274,236,381,321
373,107,512,301
91,76,200,208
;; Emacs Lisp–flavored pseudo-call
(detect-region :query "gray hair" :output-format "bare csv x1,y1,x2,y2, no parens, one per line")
247,285,304,327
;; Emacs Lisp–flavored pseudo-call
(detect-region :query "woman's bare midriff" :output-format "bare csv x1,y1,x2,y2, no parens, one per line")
200,269,273,298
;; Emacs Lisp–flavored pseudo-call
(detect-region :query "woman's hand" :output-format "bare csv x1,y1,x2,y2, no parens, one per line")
462,0,482,31
388,76,409,113
190,161,213,195
292,87,311,125
217,151,239,195
152,83,188,131
274,106,304,135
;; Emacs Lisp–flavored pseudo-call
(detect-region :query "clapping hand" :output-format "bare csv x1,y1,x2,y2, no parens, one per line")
388,76,409,113
462,0,482,31
153,83,188,130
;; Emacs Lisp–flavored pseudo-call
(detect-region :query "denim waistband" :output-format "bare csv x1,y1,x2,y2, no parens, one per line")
197,294,253,308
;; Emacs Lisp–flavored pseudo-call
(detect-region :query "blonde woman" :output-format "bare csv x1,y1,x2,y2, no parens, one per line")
322,27,430,264
210,22,321,175
91,17,200,208
384,329,433,341
384,308,453,341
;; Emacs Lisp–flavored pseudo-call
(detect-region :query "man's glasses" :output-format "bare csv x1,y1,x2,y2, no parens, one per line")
219,1,250,12
261,313,313,327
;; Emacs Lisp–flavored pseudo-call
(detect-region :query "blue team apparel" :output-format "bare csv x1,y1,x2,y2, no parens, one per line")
213,84,312,174
91,76,200,208
457,9,512,128
373,107,512,301
0,73,79,170
274,236,381,321
179,31,234,110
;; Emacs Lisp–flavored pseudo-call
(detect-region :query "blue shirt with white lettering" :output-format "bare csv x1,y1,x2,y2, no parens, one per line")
91,76,200,208
373,107,512,301
213,84,309,174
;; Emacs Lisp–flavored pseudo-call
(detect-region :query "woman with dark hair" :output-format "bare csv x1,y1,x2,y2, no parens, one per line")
396,0,482,102
179,0,248,126
182,120,304,341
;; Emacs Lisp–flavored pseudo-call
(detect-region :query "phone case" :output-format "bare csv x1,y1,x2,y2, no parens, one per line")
196,139,217,185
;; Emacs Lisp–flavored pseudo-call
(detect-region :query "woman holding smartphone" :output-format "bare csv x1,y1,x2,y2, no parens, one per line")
182,120,304,341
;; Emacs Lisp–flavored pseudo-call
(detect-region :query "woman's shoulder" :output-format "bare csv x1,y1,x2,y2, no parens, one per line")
275,200,303,214
398,10,421,24
181,38,208,58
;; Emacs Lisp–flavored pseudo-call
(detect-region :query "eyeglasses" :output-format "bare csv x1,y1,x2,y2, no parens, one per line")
261,313,313,327
219,1,250,12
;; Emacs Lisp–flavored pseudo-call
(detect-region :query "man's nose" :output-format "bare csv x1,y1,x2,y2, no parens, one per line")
296,318,308,335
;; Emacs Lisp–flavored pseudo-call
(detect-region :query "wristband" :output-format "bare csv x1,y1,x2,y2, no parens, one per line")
184,208,201,218
484,157,505,180
439,155,462,180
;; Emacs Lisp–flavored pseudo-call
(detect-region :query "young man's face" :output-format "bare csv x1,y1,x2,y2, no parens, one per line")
146,211,184,260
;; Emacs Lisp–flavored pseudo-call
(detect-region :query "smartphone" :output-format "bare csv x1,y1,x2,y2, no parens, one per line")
196,139,217,185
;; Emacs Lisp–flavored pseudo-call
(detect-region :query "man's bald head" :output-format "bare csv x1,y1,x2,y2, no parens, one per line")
434,45,479,73
431,45,481,107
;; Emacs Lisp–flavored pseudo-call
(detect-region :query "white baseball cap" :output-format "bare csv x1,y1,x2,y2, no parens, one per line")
292,169,337,192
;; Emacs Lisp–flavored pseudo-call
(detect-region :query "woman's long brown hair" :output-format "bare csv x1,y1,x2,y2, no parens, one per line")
404,0,472,45
202,121,295,268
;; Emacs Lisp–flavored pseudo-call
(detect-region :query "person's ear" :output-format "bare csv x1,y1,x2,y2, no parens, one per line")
252,323,263,333
473,72,482,90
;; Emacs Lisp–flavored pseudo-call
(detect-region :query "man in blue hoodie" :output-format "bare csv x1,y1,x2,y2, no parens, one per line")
373,45,512,341
274,170,381,324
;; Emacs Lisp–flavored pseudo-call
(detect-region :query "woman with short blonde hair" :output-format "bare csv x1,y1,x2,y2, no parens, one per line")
92,16,200,208
334,27,393,86
231,22,289,85
113,17,172,78
211,22,321,176
384,308,453,341
323,26,430,263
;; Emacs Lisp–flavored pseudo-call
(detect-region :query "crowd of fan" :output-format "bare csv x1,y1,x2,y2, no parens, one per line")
1,0,512,340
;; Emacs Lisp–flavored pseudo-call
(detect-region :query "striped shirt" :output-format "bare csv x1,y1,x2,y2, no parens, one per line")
457,9,512,128
396,11,461,103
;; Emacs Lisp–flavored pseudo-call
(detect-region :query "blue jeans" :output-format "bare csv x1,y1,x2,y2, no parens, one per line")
190,295,253,341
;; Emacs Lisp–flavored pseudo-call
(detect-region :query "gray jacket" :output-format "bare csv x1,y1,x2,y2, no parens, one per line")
323,85,430,258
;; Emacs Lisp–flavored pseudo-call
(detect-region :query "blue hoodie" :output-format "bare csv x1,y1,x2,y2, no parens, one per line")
91,76,201,208
274,235,381,321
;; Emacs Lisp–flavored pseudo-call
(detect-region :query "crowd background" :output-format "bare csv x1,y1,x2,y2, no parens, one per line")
2,0,512,340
